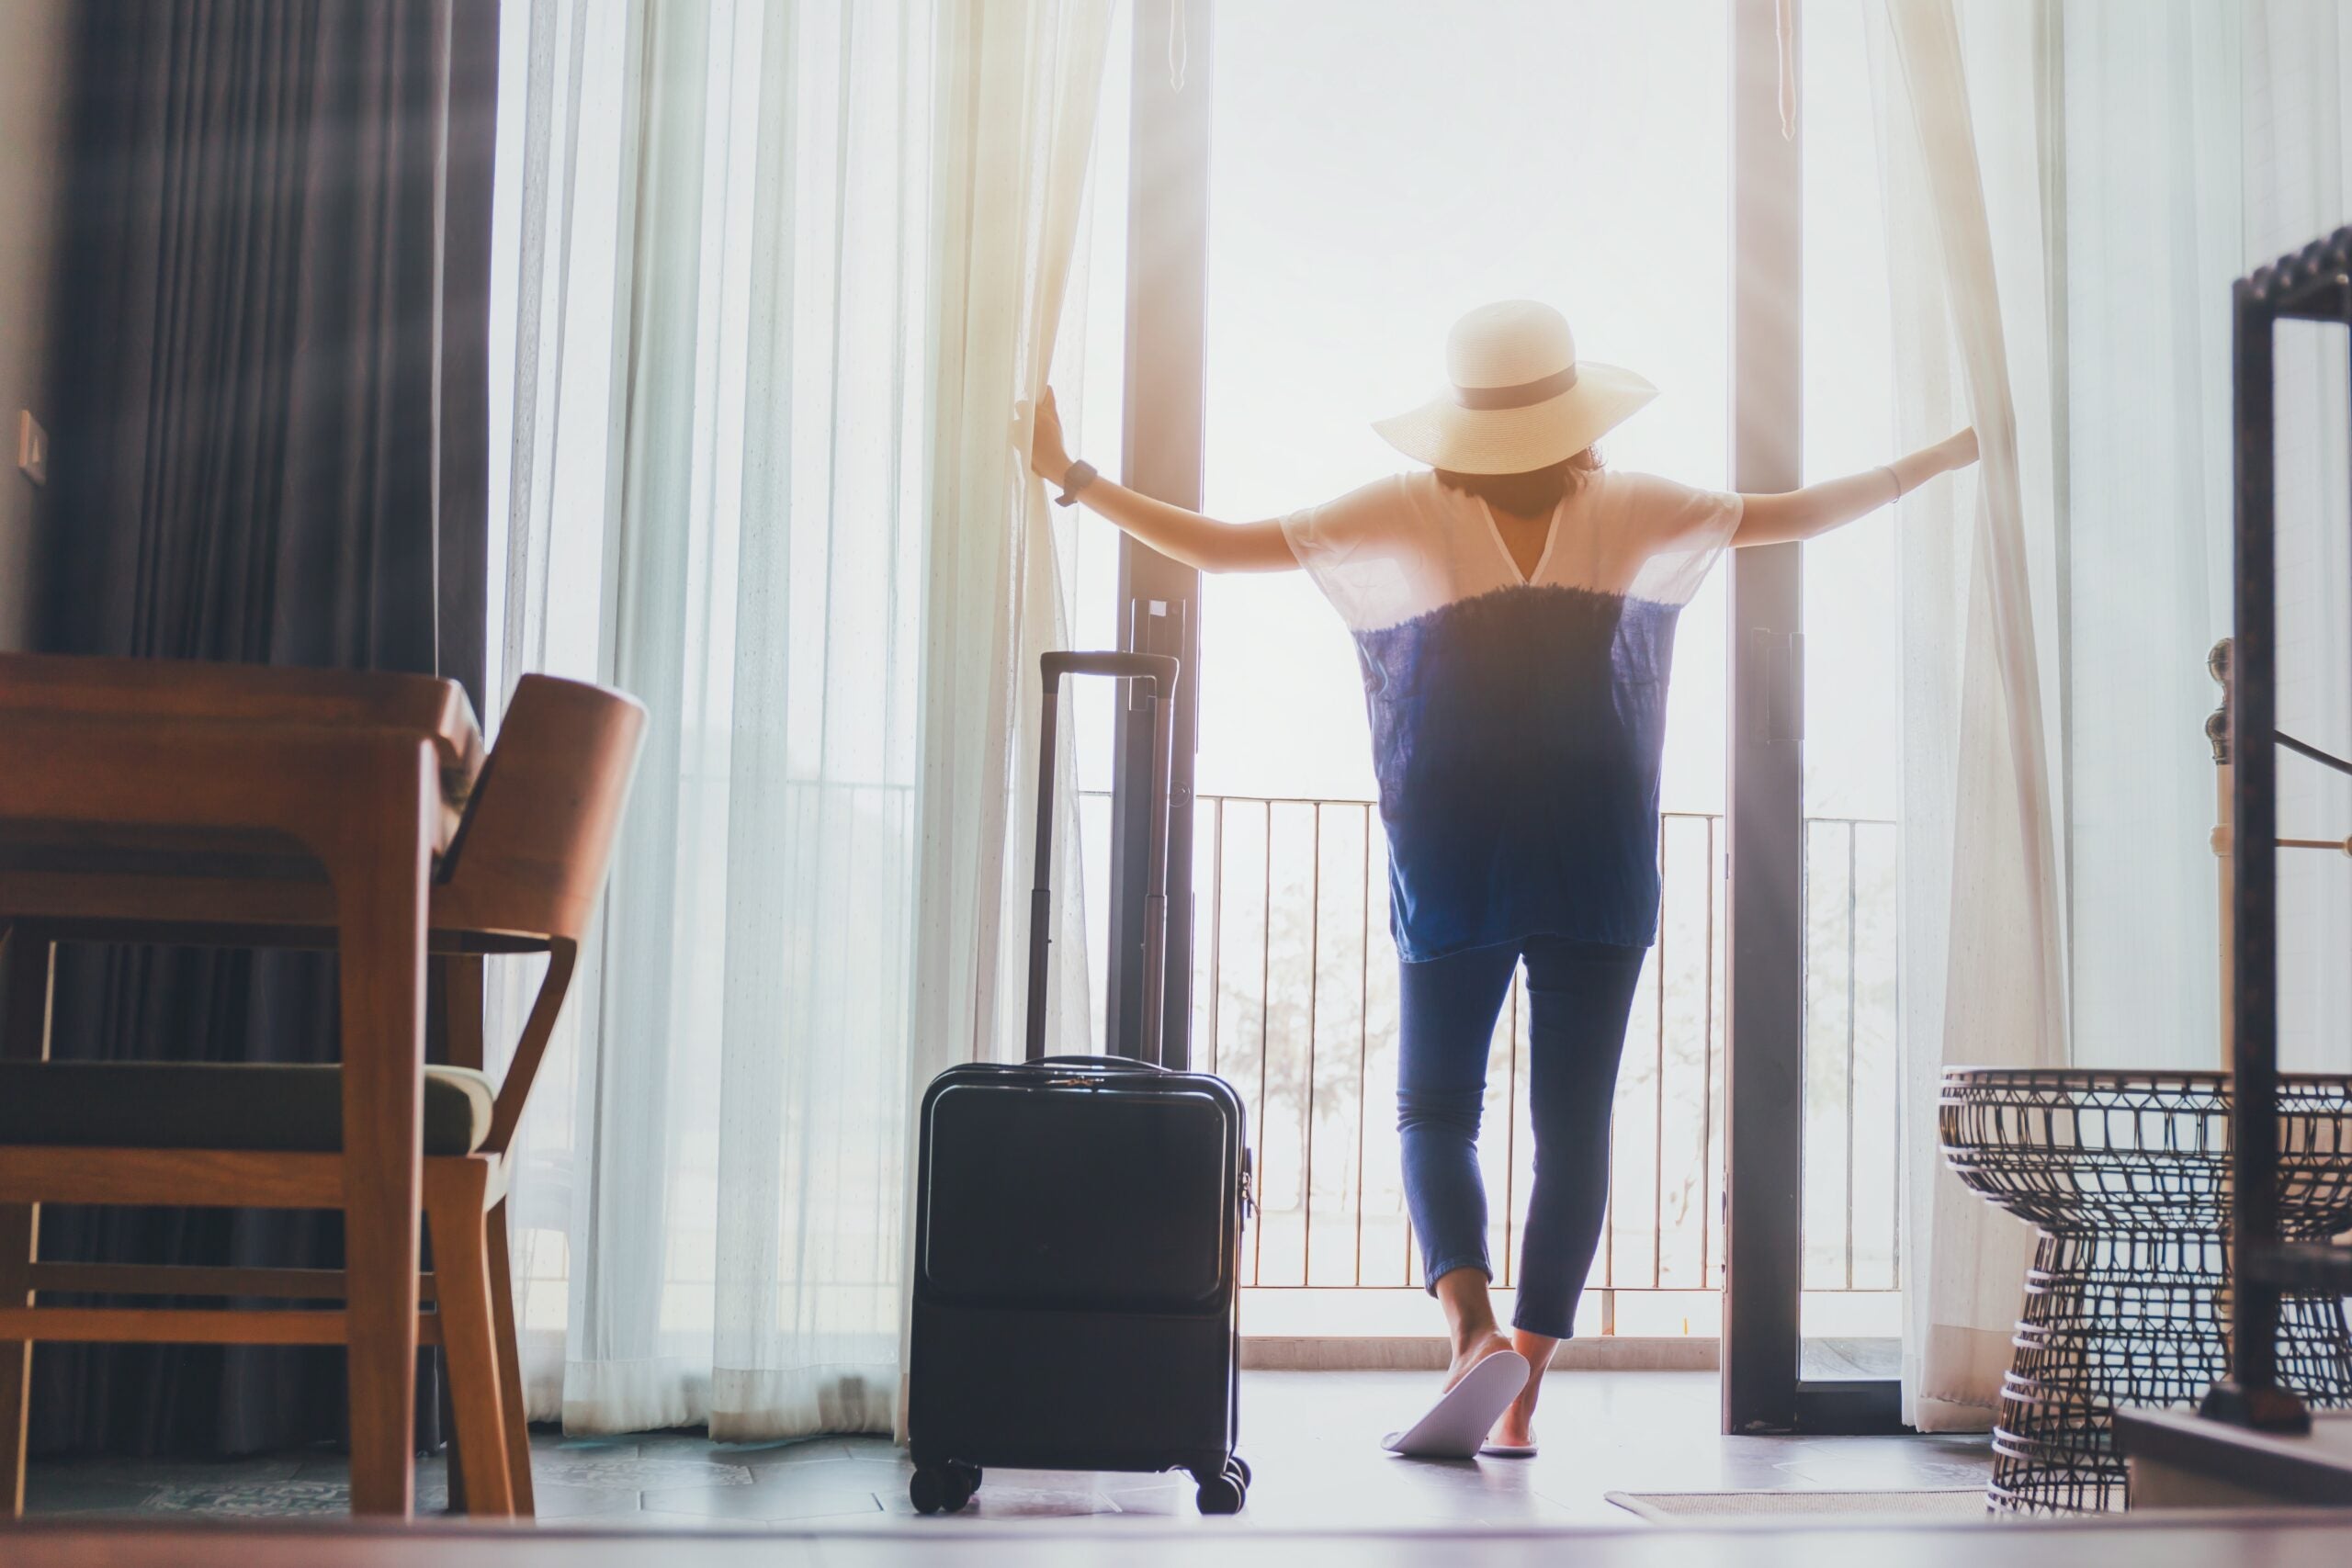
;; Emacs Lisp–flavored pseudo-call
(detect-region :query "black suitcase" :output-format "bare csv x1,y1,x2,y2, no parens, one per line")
907,651,1252,1516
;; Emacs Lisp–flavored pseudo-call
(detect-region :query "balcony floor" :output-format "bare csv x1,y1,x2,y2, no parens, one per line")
22,1370,1994,1529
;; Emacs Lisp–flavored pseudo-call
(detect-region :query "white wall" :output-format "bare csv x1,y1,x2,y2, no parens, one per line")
0,0,71,651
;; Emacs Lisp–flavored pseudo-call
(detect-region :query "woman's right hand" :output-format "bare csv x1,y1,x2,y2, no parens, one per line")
1939,426,1980,472
1026,386,1073,484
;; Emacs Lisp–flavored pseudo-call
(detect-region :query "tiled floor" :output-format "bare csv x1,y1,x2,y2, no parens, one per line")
22,1371,1996,1529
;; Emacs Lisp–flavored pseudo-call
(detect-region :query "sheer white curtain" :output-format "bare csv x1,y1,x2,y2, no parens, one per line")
2058,1,2240,1076
900,0,1117,1428
912,0,1113,1121
1871,0,2352,1428
483,0,1113,1439
1883,5,2352,1082
2036,0,2352,1078
1868,0,2070,1432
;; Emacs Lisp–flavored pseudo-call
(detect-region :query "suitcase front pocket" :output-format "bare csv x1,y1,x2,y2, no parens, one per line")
921,1083,1238,1313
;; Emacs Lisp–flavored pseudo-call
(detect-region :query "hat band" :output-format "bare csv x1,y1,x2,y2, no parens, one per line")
1452,363,1578,412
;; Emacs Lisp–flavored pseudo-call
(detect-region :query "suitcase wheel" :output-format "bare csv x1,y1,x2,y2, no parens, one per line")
910,1461,980,1516
1192,1461,1248,1516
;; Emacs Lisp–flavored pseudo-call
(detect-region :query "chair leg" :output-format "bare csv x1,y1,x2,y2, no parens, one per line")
1,926,52,1519
425,1167,514,1517
433,951,484,1515
484,1197,535,1516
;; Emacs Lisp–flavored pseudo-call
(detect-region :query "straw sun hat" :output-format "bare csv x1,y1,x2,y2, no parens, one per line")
1372,299,1657,476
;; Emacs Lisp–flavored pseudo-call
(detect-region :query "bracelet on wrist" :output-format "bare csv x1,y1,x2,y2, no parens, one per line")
1055,459,1099,508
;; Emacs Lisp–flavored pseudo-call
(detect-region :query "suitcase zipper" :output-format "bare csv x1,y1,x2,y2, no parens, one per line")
1239,1147,1255,1221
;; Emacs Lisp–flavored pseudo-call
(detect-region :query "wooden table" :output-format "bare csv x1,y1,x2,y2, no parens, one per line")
0,654,485,1518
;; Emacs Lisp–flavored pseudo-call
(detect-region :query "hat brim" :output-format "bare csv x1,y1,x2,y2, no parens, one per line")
1371,362,1658,475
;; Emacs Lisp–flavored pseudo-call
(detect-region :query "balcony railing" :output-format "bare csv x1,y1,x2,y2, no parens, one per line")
1087,793,1901,1304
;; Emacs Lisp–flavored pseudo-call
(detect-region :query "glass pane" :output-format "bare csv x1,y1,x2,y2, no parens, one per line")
1799,0,1903,1368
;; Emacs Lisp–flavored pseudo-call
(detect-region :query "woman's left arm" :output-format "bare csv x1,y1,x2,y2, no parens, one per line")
1734,428,1979,547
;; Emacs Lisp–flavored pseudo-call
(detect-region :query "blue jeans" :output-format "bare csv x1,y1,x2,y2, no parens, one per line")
1397,936,1646,1339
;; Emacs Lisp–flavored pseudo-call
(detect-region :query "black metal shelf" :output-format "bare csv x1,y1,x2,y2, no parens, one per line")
2243,229,2352,322
2209,220,2352,1436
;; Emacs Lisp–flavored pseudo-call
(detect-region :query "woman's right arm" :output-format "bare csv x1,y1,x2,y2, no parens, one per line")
1025,389,1298,574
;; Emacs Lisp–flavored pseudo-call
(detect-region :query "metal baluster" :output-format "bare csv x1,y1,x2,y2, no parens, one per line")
1303,804,1321,1283
1355,803,1371,1286
1845,820,1859,1291
1702,812,1719,1287
1208,796,1224,1076
1255,800,1272,1286
1654,818,1668,1290
1884,821,1901,1291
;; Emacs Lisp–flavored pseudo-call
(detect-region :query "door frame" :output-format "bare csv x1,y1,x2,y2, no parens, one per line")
1112,0,1904,1431
1107,0,1212,1069
1721,0,1903,1435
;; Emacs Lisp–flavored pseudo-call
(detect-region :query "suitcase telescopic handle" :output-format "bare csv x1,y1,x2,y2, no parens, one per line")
1040,650,1180,694
1027,651,1181,1066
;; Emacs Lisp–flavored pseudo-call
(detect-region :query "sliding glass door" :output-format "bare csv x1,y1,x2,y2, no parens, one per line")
1112,0,1902,1430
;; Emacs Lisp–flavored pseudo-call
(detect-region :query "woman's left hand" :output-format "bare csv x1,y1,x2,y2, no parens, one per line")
1022,387,1073,483
1939,426,1980,471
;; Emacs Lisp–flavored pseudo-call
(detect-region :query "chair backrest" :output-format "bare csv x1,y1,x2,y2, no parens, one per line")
435,675,646,944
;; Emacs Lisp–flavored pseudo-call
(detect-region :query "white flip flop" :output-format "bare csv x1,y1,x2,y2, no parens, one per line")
1380,1349,1531,1460
1479,1440,1538,1458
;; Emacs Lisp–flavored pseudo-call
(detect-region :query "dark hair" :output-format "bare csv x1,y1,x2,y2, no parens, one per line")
1433,447,1603,515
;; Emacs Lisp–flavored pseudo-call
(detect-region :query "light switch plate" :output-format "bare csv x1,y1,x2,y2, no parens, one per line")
17,411,47,487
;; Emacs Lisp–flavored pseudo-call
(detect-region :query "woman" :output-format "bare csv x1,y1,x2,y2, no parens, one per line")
1027,299,1977,1459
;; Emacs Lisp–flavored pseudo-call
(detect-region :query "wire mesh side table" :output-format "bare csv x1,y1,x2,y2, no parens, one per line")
1940,1068,2352,1514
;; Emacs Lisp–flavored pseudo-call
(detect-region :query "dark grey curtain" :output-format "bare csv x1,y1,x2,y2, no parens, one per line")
28,0,496,1459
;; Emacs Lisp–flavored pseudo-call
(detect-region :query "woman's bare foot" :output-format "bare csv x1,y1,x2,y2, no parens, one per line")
1488,1382,1539,1448
1488,1328,1559,1450
1444,1327,1520,1393
1432,1267,1523,1393
1376,1270,1536,1459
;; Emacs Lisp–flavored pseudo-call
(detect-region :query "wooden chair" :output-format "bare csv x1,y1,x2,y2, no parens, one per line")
0,673,644,1519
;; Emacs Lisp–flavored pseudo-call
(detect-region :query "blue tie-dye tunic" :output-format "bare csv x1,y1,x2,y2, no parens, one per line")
1281,469,1742,962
